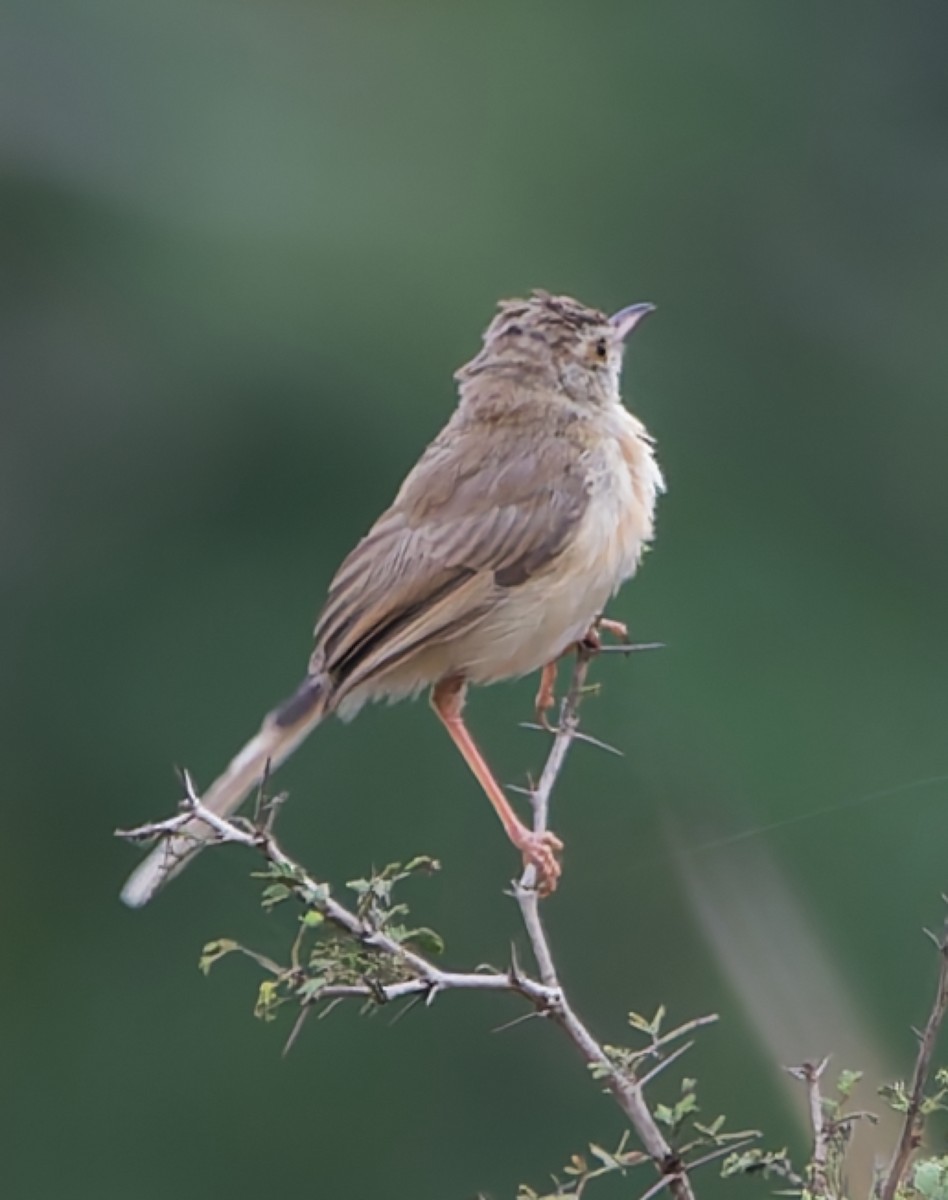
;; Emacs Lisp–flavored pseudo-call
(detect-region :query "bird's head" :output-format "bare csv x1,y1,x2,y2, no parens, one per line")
456,289,654,408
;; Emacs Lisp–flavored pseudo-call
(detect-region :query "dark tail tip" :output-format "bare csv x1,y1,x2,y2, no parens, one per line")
273,675,325,728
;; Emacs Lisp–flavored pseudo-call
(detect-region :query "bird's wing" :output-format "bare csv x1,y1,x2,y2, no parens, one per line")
311,423,591,695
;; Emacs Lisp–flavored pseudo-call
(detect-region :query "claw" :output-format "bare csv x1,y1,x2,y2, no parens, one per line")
597,616,630,641
516,829,564,896
582,615,631,652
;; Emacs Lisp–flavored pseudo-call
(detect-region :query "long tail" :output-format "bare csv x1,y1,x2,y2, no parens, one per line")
120,677,328,908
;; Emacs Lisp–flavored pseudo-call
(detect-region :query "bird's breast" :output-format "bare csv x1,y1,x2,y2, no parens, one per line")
461,409,663,685
582,405,663,587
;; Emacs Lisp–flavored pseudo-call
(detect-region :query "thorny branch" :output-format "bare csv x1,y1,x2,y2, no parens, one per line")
117,644,707,1200
514,649,699,1200
879,918,948,1200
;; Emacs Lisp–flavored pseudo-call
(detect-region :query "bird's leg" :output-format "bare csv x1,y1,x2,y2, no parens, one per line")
430,677,563,895
537,617,631,726
534,660,559,731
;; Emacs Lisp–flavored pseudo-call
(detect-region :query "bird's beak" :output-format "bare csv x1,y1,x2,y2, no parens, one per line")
609,302,656,341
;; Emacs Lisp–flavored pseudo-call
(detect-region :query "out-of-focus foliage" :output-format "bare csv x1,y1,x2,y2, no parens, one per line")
4,2,948,1198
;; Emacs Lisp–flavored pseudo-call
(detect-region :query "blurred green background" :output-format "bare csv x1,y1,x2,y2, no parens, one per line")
5,1,948,1196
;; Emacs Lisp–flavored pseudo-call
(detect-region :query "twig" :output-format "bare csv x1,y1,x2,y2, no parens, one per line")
684,1135,759,1174
514,651,695,1200
787,1058,831,1199
879,919,948,1200
119,778,561,1012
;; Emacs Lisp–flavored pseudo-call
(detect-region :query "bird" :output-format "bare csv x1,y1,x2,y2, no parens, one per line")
120,290,664,908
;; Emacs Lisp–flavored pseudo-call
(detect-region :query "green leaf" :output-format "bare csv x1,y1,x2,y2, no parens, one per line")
588,1143,619,1170
628,1004,666,1037
252,862,305,884
296,976,329,1003
301,882,331,907
649,1004,667,1036
721,1147,794,1181
198,939,239,975
673,1091,699,1124
837,1068,863,1099
563,1153,586,1176
404,927,445,956
914,1157,948,1200
694,1116,725,1139
254,978,283,1022
879,1081,910,1113
403,855,441,875
260,882,293,910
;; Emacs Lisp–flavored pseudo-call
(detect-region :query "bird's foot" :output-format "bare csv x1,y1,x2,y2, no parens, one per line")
581,615,630,653
597,616,630,642
515,828,564,896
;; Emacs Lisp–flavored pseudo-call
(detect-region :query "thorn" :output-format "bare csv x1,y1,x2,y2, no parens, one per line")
636,1171,676,1200
253,758,275,826
637,1040,695,1088
509,941,524,984
172,763,187,787
180,768,202,806
595,641,666,655
517,722,623,756
571,729,624,757
686,1135,759,1173
491,1010,542,1034
388,993,425,1025
316,997,344,1021
282,1005,311,1057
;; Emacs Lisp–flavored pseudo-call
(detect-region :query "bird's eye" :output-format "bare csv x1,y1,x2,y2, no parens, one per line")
594,337,608,360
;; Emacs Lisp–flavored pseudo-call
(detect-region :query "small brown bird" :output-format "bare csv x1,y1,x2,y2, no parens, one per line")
121,290,664,907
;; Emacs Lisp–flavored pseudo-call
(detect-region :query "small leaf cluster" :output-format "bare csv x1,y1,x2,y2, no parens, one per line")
522,1007,758,1198
719,1145,800,1186
516,1133,647,1200
912,1157,948,1200
345,856,445,957
589,1005,715,1086
725,1067,874,1197
198,854,445,1042
881,1068,948,1120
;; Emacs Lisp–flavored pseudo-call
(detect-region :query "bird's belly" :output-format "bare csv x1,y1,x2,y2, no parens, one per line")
461,478,648,685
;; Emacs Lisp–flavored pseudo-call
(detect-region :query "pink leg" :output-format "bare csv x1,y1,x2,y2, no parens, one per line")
431,677,563,895
534,660,559,730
